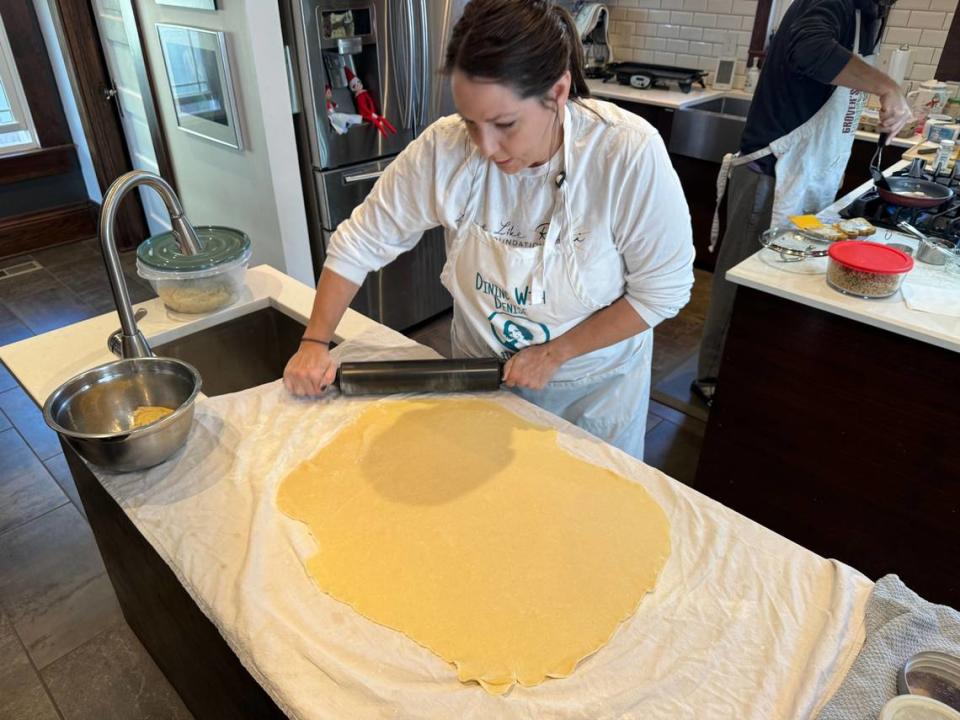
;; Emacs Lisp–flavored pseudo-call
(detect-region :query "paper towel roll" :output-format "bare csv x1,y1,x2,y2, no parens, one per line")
888,45,912,88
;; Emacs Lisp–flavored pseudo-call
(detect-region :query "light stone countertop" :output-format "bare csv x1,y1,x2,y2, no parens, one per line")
725,160,960,354
0,265,399,407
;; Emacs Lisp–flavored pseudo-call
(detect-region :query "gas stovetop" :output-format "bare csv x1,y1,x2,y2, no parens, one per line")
839,166,960,243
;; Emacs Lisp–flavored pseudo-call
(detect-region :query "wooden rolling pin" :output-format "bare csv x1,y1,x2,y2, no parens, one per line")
336,358,503,396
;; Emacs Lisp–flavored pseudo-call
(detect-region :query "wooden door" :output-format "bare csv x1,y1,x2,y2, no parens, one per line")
47,0,173,250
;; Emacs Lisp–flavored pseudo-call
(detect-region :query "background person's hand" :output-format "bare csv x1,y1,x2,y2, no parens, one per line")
283,342,337,396
878,87,913,139
502,343,567,390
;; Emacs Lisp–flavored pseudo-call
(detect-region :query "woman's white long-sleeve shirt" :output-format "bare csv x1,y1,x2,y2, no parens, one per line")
325,98,695,342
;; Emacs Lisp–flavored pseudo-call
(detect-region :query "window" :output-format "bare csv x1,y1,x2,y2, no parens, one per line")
0,11,39,155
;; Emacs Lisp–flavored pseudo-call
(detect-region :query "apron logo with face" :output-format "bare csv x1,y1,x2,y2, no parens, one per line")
488,312,551,354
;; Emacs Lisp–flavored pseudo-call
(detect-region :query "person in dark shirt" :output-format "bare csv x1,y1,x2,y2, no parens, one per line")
693,0,911,406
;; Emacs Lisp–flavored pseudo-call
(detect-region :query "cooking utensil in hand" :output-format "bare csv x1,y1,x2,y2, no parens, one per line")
870,133,893,191
336,358,503,395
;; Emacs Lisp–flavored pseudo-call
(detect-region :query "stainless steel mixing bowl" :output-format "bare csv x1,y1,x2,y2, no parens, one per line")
43,357,202,472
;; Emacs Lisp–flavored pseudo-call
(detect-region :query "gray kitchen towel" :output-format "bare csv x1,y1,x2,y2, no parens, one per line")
817,574,960,720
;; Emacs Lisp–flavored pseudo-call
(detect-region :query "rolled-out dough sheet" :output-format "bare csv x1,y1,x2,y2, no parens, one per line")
277,397,671,694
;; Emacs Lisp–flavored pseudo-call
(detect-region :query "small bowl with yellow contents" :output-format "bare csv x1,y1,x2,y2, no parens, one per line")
43,357,202,472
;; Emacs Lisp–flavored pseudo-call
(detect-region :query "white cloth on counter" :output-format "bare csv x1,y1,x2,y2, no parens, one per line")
323,99,695,335
92,329,872,720
902,271,960,317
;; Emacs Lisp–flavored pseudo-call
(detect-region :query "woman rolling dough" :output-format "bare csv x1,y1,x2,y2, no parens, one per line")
284,0,695,459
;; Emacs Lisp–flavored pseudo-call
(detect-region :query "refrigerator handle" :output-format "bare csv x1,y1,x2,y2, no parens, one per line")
405,0,417,130
343,170,385,184
284,45,301,115
416,0,429,128
388,0,409,129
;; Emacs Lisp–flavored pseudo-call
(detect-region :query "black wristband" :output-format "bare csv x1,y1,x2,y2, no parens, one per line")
300,337,331,346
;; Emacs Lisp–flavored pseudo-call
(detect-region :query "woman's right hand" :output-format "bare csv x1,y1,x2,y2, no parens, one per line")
283,342,338,397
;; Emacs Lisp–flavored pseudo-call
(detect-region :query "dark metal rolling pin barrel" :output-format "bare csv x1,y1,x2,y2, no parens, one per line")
335,358,504,395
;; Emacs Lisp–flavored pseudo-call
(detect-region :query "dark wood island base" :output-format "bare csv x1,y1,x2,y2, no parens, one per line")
696,286,959,608
64,440,287,720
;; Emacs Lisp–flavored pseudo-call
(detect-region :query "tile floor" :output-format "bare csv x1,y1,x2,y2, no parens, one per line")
0,241,191,719
0,239,712,718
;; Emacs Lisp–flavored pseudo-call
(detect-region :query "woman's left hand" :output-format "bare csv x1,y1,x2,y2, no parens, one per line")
502,342,568,390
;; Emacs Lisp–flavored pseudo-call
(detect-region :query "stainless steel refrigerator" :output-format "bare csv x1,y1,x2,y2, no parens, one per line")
286,0,466,330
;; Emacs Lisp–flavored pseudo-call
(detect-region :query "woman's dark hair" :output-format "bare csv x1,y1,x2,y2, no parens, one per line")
443,0,591,108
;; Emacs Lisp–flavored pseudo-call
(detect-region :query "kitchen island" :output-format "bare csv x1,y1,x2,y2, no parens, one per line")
695,164,960,608
0,264,877,719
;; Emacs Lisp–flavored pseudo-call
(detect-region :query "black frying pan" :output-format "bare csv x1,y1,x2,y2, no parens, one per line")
869,132,955,208
877,177,954,208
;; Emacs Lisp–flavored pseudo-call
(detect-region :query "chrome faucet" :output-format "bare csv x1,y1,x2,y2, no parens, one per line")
101,170,202,359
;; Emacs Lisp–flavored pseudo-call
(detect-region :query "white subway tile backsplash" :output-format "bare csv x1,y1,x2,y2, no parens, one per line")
895,0,933,10
910,63,937,80
887,9,911,25
708,0,734,12
919,27,949,44
885,26,923,44
703,28,730,43
910,47,936,64
606,0,952,90
689,40,715,55
907,10,947,27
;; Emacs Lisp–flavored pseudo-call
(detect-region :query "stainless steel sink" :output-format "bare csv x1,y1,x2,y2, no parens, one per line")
154,306,306,396
668,95,752,163
685,96,752,117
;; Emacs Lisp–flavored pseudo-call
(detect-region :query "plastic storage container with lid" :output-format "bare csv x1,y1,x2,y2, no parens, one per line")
137,226,252,314
879,695,960,720
826,241,913,299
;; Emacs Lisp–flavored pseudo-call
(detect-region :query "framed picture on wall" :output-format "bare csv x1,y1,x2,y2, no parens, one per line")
155,0,218,10
156,24,243,150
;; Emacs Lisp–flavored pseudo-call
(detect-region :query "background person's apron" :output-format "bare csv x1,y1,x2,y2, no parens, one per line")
440,107,652,459
710,12,874,246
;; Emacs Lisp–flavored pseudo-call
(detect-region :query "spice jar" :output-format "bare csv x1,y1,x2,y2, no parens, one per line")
826,241,913,299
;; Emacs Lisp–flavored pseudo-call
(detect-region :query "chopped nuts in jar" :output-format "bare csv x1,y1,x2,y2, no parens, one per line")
827,262,901,297
826,241,912,299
